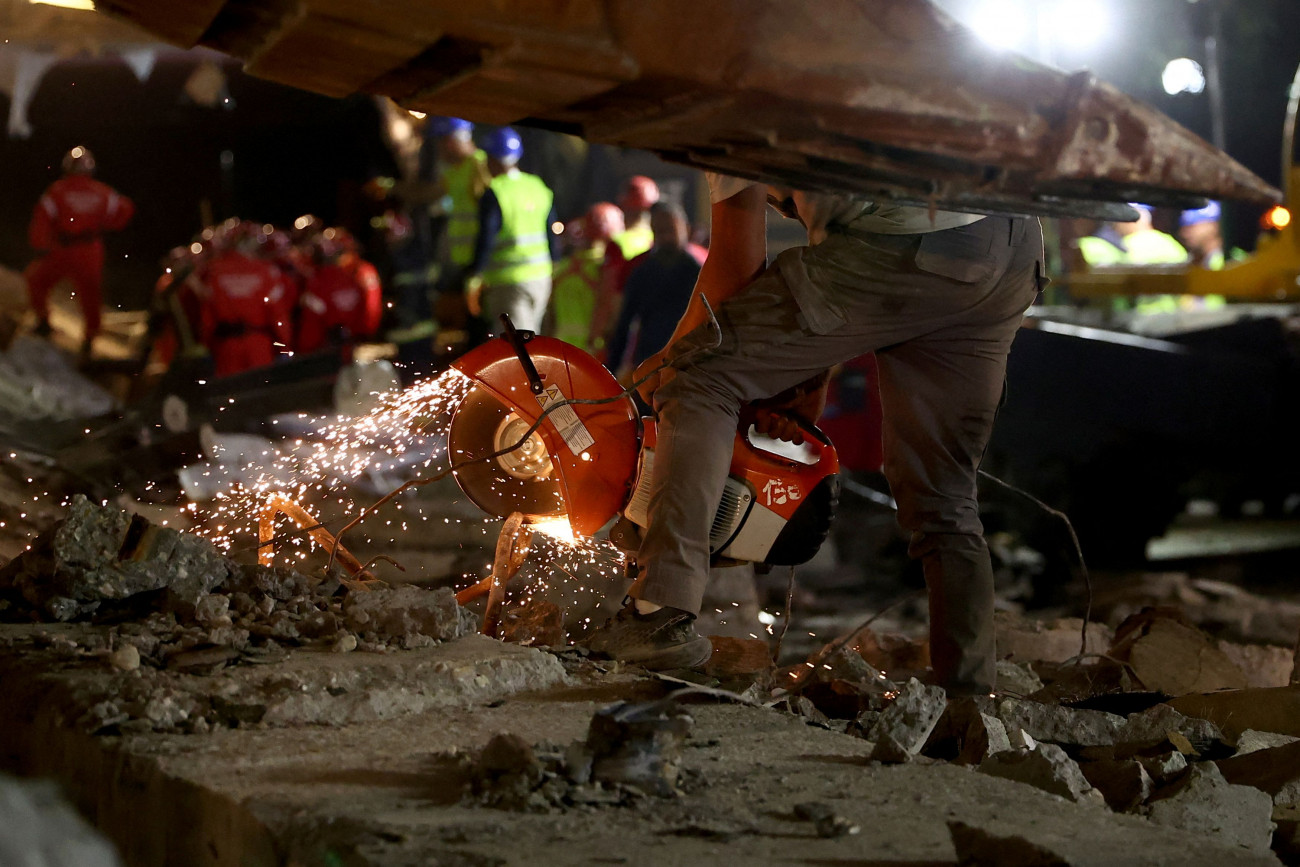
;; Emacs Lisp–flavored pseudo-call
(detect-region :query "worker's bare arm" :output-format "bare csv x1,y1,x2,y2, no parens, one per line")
634,182,767,402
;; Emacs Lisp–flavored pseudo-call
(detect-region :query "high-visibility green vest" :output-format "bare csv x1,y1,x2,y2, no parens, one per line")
1078,235,1126,267
550,246,603,348
611,222,654,262
1123,229,1189,266
444,150,487,268
482,171,554,288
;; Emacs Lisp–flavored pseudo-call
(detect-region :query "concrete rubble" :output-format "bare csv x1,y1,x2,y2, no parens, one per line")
1145,764,1277,852
2,494,1300,863
979,742,1105,806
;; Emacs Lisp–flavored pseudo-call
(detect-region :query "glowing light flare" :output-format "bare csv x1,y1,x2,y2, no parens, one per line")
967,0,1031,50
1162,57,1206,96
1264,205,1292,230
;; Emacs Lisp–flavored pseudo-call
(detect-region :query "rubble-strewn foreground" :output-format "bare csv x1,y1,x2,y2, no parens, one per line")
2,500,1300,865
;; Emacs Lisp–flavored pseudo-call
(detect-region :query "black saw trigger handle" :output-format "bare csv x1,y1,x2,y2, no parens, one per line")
499,314,545,395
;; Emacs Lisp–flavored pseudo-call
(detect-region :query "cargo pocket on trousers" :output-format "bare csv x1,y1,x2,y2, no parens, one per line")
913,226,996,284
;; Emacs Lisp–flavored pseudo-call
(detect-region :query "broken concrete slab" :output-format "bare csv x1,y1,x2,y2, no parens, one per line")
863,678,946,764
995,613,1112,664
0,773,122,867
1115,703,1230,756
1219,642,1295,690
996,659,1044,697
996,698,1124,748
1216,740,1300,804
1080,758,1153,812
342,585,477,648
979,743,1104,806
0,495,232,620
1146,763,1276,852
1234,730,1300,756
1111,609,1250,696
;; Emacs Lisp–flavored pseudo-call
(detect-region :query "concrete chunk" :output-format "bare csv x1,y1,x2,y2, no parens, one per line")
1146,764,1276,852
342,585,477,645
1080,758,1153,812
1235,730,1300,756
924,697,1012,765
1116,703,1229,755
979,743,1104,805
866,678,946,763
1216,740,1300,804
996,698,1124,748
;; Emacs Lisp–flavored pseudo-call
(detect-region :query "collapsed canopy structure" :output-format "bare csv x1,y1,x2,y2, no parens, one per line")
96,0,1279,218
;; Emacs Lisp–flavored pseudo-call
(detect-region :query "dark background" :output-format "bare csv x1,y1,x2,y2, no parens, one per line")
1,0,1296,310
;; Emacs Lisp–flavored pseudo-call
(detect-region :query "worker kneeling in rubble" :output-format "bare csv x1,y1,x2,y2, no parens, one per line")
586,175,1044,696
198,221,294,377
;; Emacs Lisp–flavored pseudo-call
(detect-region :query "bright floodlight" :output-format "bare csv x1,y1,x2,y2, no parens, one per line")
968,0,1032,51
29,0,95,8
1162,58,1206,95
1045,0,1109,50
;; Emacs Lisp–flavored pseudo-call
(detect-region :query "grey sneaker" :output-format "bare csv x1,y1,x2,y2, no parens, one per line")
584,603,713,670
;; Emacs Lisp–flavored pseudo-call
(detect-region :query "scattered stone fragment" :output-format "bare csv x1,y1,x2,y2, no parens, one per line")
0,773,123,867
924,697,1012,765
1145,763,1276,852
793,801,860,838
1216,740,1300,804
1080,758,1153,812
107,643,139,672
798,645,898,719
863,678,946,763
1115,703,1230,756
0,496,232,620
342,585,476,645
1137,751,1188,785
499,598,565,648
979,743,1104,805
776,695,831,727
1110,609,1249,696
583,699,693,796
1234,730,1300,756
996,698,1124,748
193,594,230,626
996,659,1044,697
331,633,358,653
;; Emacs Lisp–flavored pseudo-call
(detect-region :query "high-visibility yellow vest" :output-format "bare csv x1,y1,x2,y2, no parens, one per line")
444,150,487,268
549,246,603,348
482,171,554,288
611,222,654,262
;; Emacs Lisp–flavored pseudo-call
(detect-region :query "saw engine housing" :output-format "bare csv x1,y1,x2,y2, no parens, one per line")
449,327,839,567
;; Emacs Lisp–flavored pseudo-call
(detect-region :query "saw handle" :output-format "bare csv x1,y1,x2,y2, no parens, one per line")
738,405,833,448
737,407,836,472
499,314,545,395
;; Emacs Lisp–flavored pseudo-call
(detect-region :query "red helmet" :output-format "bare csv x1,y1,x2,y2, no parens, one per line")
62,146,96,175
583,202,625,242
619,175,659,212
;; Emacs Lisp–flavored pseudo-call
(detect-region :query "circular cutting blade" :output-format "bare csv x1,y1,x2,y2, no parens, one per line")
448,385,566,521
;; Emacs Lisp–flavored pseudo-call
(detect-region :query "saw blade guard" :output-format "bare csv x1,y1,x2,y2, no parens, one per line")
450,334,640,537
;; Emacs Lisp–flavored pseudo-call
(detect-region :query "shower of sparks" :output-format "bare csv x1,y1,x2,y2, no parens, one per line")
178,368,627,615
188,369,477,557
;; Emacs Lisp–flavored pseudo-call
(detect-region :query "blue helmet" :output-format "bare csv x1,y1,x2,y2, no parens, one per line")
427,116,473,138
483,126,523,163
1180,200,1222,227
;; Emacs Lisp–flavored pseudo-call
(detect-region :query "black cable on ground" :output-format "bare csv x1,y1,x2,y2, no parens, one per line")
978,468,1093,659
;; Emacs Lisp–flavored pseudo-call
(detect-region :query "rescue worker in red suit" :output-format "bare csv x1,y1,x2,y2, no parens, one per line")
588,175,660,354
25,146,134,359
198,222,293,377
296,228,383,354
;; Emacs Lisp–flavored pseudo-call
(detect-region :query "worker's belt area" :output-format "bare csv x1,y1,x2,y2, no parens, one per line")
212,322,276,340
